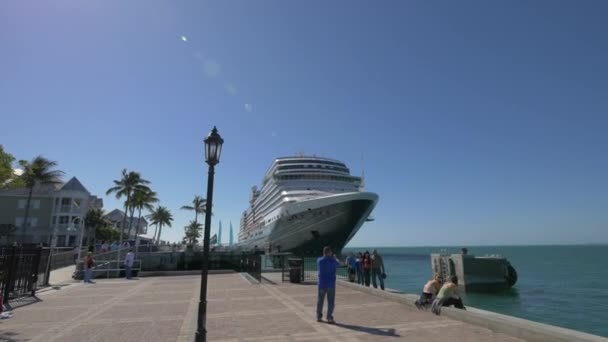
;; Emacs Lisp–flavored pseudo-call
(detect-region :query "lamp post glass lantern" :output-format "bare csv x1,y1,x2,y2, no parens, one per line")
204,126,224,166
196,126,224,342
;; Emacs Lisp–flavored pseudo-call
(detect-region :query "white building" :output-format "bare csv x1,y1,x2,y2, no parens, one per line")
0,177,103,246
103,209,148,241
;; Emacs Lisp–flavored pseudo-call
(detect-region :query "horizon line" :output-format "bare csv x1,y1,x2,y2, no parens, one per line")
345,242,608,248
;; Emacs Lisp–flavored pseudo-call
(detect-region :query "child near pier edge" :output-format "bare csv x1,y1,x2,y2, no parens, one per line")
316,246,341,324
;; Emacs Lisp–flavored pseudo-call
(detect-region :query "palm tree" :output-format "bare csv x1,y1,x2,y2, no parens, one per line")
129,189,158,249
106,169,151,241
180,196,206,226
84,208,110,246
184,221,202,245
18,156,64,242
147,206,173,245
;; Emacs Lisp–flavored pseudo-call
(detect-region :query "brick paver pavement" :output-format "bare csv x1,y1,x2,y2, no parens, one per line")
0,273,525,342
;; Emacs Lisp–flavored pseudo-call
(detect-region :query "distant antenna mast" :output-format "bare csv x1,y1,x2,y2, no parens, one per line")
360,152,365,191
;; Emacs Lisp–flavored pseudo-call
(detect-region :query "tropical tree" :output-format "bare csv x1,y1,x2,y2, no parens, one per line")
18,156,64,242
96,226,121,242
0,223,16,245
84,208,111,245
0,145,16,188
184,221,202,245
105,169,151,241
147,206,173,244
129,188,158,248
180,196,206,226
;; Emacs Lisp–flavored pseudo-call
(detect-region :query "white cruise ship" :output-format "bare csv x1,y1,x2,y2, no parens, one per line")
238,156,378,255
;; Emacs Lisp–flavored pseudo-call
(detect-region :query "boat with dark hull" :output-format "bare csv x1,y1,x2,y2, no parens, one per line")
238,156,378,255
431,249,518,292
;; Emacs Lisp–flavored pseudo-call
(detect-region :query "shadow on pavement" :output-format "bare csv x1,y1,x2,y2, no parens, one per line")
333,322,400,337
0,330,28,341
5,296,42,310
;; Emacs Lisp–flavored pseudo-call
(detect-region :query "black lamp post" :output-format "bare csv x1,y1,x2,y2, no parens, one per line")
196,126,224,342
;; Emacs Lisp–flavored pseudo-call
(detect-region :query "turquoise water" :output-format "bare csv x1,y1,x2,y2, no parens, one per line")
343,245,608,337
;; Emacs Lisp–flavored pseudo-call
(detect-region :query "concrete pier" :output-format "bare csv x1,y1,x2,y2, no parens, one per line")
0,273,605,341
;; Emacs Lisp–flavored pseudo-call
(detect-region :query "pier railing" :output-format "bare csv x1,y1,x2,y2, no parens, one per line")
277,255,348,283
0,247,45,305
241,254,262,282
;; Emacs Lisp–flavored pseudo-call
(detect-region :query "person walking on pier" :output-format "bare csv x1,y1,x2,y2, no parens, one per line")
371,249,386,290
316,246,341,324
124,248,135,280
83,252,95,284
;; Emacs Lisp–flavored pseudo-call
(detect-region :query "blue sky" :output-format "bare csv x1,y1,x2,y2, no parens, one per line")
1,1,607,246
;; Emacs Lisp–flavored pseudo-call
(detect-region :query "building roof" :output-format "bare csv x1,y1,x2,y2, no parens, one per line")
60,177,90,193
104,209,148,225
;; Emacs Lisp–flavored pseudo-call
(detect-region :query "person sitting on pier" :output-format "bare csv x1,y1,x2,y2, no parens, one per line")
415,275,443,309
431,275,465,315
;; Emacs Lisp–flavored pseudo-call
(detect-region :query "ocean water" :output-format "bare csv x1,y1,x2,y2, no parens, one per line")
343,245,608,337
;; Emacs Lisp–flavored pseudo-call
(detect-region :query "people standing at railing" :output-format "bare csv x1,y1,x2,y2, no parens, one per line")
316,246,341,324
110,241,118,251
355,252,364,285
371,249,386,290
83,252,95,284
362,251,372,286
346,253,357,282
100,241,109,253
72,246,79,264
124,248,135,280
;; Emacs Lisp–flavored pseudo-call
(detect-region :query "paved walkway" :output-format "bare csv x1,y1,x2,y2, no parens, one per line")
48,265,76,286
0,273,525,342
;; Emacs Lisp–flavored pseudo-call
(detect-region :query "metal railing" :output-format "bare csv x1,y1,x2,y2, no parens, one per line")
0,247,44,304
241,254,262,282
73,247,134,279
278,255,348,283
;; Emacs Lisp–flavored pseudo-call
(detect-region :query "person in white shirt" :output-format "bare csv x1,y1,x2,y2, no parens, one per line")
124,249,135,280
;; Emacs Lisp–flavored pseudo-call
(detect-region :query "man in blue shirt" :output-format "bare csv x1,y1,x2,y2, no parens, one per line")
317,246,341,323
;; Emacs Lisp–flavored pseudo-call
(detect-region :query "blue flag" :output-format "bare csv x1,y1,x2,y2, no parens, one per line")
229,221,234,246
218,220,222,246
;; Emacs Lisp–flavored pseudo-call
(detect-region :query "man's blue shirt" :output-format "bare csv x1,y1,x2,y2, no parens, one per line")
317,256,340,289
346,256,356,268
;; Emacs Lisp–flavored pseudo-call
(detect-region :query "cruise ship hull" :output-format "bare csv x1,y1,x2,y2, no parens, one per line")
239,192,378,255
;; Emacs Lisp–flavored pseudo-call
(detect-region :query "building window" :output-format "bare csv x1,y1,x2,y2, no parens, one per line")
68,236,76,247
15,217,38,227
72,199,82,212
59,216,70,224
17,199,40,209
57,235,66,247
60,198,71,212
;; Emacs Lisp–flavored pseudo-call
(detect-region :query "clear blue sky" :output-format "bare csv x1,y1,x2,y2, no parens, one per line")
1,1,607,246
